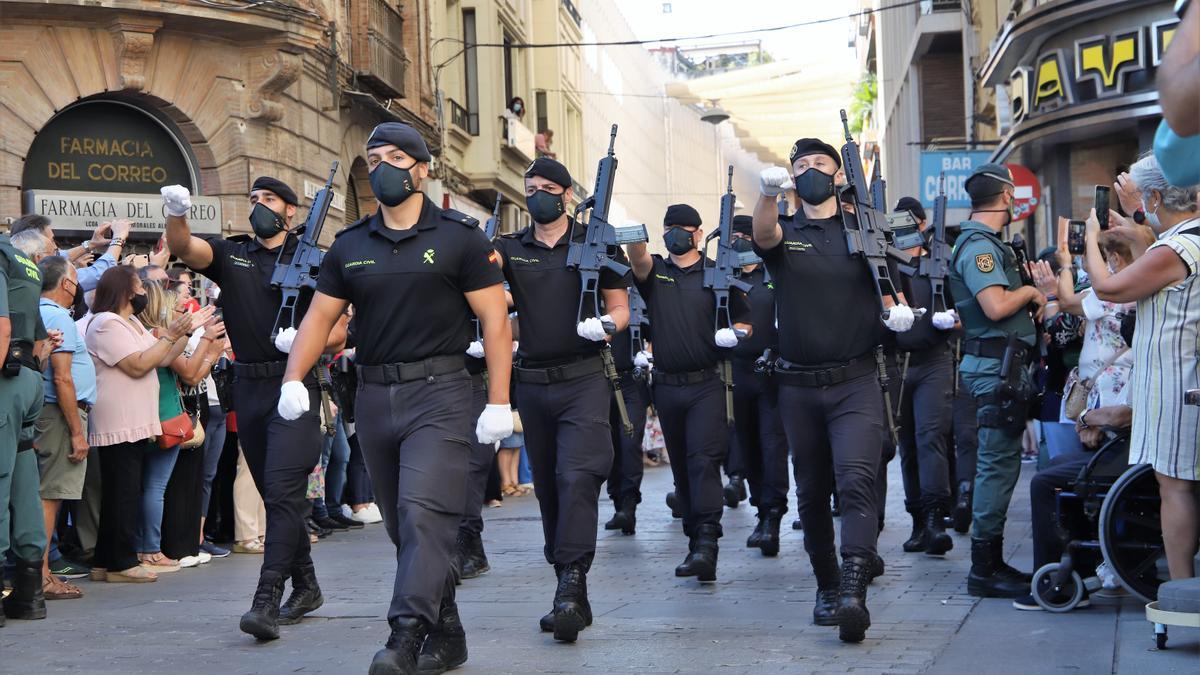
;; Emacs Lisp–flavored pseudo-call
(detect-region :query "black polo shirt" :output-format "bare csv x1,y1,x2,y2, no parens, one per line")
754,213,885,367
897,260,954,353
732,266,777,362
495,221,631,363
635,255,749,374
316,196,503,365
197,235,303,364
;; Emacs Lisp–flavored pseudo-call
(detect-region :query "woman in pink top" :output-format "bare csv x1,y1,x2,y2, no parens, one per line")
83,266,198,583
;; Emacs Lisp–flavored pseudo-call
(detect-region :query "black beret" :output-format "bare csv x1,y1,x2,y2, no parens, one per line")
894,196,926,222
964,162,1014,199
366,122,432,162
524,157,572,189
250,176,298,206
663,204,702,228
789,138,841,168
732,215,753,236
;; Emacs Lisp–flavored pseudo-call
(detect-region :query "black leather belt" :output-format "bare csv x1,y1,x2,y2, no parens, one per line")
358,355,467,385
901,344,951,367
77,401,93,413
655,367,719,386
773,353,875,387
233,360,288,379
513,355,603,384
963,338,1028,361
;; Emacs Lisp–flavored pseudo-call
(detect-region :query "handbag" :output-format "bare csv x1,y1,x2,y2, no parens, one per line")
158,380,199,449
1063,347,1128,421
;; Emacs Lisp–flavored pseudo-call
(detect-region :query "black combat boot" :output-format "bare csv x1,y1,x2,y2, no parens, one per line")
2,558,47,620
277,562,324,625
923,505,953,556
867,553,885,582
902,508,927,553
418,576,467,674
723,474,746,508
539,564,563,633
759,506,784,557
990,536,1032,583
674,524,719,583
792,518,803,530
810,550,841,627
239,571,286,640
551,562,591,643
665,491,682,519
952,481,972,534
460,531,490,580
835,556,872,643
369,617,428,675
966,537,1030,598
605,496,637,535
746,508,767,549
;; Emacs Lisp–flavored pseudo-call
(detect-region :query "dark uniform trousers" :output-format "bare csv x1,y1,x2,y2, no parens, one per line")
875,358,901,525
460,374,492,538
654,374,727,536
607,372,648,504
951,370,979,486
517,370,613,570
731,360,789,510
897,353,955,511
355,373,473,624
233,372,323,579
779,372,883,559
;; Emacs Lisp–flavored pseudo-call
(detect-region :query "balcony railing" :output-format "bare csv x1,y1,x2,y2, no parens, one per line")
352,0,408,99
920,0,961,13
448,98,479,136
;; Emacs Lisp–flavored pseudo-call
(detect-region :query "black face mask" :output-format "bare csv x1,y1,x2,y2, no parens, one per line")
130,292,149,316
663,227,695,255
66,279,84,310
731,237,754,253
793,168,836,206
526,190,565,224
249,202,286,240
370,160,418,207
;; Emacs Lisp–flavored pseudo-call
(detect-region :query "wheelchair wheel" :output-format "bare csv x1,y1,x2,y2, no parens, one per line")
1098,464,1166,604
1032,563,1084,612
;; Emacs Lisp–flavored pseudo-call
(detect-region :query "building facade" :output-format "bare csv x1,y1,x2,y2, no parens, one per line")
3,0,440,246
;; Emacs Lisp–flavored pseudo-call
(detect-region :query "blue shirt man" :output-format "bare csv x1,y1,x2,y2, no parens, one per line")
39,298,96,406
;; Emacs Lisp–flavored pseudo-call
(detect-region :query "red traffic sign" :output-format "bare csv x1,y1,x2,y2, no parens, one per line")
1005,163,1041,222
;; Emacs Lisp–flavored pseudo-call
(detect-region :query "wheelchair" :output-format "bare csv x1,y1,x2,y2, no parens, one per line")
1031,432,1167,613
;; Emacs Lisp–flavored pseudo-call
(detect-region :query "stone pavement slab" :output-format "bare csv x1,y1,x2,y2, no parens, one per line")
2,460,1197,672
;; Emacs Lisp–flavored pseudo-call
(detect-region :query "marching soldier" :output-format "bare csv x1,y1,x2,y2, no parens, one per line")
278,122,513,674
947,163,1040,598
752,138,916,644
493,157,630,643
603,284,650,536
728,215,789,557
626,204,752,583
162,177,347,639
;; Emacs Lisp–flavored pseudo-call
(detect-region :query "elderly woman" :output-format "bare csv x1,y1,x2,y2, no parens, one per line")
1083,152,1200,581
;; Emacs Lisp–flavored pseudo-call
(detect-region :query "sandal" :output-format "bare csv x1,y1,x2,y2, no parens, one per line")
106,566,157,583
501,484,520,497
43,575,84,600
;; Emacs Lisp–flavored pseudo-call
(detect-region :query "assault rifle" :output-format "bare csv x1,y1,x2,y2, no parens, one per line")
270,161,339,436
869,155,887,214
628,285,650,381
567,124,635,435
919,173,951,313
703,166,753,426
1009,232,1046,356
473,195,502,343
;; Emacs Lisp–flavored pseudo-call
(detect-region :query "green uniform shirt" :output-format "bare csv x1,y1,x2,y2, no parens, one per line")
0,234,48,346
947,221,1035,347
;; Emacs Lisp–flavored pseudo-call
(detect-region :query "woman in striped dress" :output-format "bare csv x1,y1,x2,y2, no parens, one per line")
1082,152,1200,581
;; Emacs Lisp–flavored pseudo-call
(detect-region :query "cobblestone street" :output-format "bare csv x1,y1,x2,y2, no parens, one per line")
2,461,1196,673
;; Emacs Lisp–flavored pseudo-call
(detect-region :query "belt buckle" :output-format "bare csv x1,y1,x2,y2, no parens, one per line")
815,369,834,387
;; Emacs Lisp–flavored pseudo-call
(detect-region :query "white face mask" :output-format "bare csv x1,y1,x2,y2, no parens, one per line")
1141,193,1162,229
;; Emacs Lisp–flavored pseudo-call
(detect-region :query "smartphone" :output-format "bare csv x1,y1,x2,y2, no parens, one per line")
1094,185,1111,230
1068,220,1087,255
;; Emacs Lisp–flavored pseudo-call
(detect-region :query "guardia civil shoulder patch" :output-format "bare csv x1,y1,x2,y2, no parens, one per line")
975,253,995,273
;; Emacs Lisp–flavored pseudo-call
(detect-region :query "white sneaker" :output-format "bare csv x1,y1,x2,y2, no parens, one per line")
366,503,384,522
341,504,355,520
198,551,213,564
351,504,383,524
178,555,202,568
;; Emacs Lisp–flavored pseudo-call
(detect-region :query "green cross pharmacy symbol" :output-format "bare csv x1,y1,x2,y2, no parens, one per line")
422,248,435,264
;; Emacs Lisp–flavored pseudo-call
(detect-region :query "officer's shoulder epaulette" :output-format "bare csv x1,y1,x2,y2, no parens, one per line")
440,208,479,228
334,215,371,238
227,234,253,243
498,228,524,240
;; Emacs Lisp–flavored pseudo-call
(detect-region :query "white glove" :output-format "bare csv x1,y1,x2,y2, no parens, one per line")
273,327,297,354
160,185,192,217
476,404,514,445
759,167,794,197
714,328,740,348
634,350,653,369
931,310,957,330
884,305,916,332
576,315,612,342
277,380,309,421
511,340,519,354
466,340,485,358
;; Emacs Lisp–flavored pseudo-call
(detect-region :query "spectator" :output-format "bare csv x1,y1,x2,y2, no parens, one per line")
198,323,233,558
167,267,200,313
133,281,218,571
534,128,557,160
1153,1,1199,186
138,265,170,284
9,215,131,291
10,229,55,264
509,96,526,121
1084,152,1200,581
1029,251,1084,460
34,256,96,600
83,266,196,583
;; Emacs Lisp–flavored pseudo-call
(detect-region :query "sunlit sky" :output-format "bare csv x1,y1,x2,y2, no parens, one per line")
613,0,859,65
